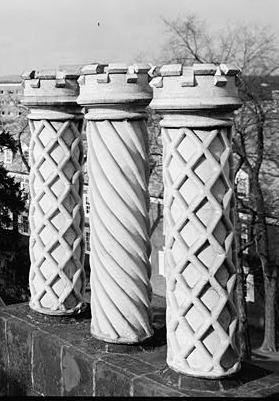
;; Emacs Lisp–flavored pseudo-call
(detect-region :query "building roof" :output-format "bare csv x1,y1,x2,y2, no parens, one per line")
0,75,22,84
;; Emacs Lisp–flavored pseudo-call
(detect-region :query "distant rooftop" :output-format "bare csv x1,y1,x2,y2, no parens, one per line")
0,75,22,84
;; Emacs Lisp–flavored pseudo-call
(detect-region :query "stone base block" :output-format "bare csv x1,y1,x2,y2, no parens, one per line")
1,302,279,397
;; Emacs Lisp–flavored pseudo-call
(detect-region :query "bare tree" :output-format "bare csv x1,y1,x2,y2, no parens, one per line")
0,90,30,233
0,92,30,172
161,15,279,75
159,15,279,353
0,132,26,232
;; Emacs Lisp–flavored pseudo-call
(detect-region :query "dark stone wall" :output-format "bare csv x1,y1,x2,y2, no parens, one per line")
1,302,279,397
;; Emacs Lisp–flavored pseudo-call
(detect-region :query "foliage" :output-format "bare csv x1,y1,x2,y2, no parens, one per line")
0,131,27,230
0,164,26,229
0,230,30,305
0,89,30,304
0,88,30,171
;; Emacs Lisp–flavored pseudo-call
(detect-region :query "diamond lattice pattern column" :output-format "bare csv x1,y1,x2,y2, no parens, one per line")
29,118,85,313
164,125,238,376
150,63,243,378
22,69,86,315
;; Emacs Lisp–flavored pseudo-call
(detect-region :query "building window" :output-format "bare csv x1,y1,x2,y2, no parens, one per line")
241,223,248,242
85,230,90,252
235,170,249,198
245,273,255,303
20,176,29,193
4,149,13,164
84,194,90,215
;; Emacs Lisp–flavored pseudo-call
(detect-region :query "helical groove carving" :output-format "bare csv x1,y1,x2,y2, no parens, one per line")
28,118,86,314
87,118,153,343
163,126,240,377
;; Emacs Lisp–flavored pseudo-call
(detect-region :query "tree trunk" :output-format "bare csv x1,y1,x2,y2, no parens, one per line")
236,268,252,359
150,201,163,237
235,208,251,360
250,167,278,352
261,270,278,352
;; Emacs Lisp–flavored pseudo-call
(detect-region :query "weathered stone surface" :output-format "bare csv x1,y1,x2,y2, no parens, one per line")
132,344,167,369
62,346,94,396
26,389,45,396
77,63,153,343
33,331,62,395
0,316,9,394
101,353,158,376
132,375,187,397
150,63,242,378
1,303,279,397
95,361,133,396
6,317,33,395
160,361,270,393
21,68,86,315
255,384,279,398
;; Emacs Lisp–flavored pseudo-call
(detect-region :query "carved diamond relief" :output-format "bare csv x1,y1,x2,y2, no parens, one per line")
163,126,239,377
28,118,85,314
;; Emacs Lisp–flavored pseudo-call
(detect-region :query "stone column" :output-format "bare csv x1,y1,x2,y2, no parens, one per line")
77,63,153,343
150,64,242,378
21,68,86,315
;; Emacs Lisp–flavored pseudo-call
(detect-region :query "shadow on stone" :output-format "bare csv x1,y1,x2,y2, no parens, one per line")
0,370,27,396
266,392,279,398
82,324,167,355
160,361,272,392
79,302,166,354
252,349,271,359
26,302,91,325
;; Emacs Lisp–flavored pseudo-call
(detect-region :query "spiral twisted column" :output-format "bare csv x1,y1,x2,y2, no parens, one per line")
21,68,86,315
77,63,153,343
150,63,242,378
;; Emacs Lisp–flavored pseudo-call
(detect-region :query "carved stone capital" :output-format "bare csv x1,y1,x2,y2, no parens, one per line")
77,63,152,116
149,63,242,113
21,67,81,112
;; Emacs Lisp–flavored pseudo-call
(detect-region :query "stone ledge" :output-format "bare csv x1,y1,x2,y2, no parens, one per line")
1,302,279,397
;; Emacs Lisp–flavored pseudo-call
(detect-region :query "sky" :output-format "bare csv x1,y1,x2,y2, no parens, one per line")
0,0,279,76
